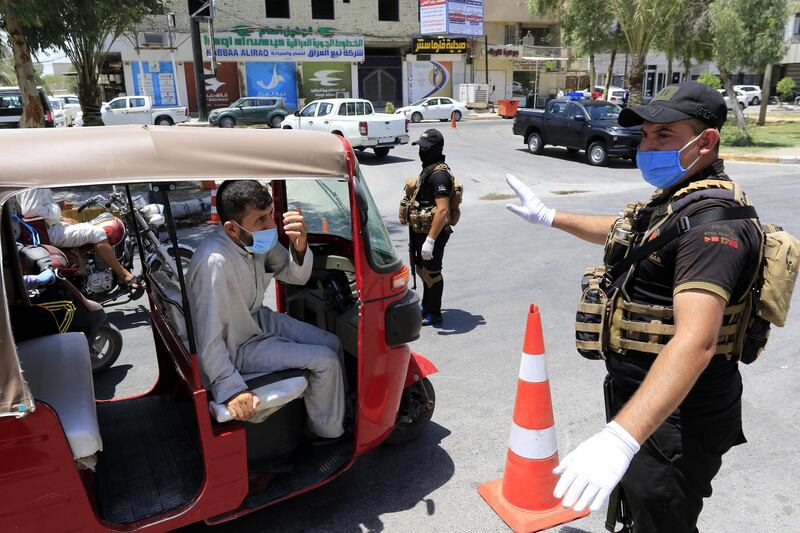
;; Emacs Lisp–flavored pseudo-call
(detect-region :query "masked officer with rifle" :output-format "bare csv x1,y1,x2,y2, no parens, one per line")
506,81,798,532
400,129,461,327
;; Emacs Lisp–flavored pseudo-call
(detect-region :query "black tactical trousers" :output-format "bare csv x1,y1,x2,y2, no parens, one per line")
609,382,746,533
410,228,450,316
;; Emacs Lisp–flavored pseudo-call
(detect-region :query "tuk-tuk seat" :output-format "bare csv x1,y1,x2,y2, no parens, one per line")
16,332,102,466
147,271,309,424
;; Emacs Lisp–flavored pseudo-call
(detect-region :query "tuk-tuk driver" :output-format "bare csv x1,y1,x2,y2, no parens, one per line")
187,180,345,441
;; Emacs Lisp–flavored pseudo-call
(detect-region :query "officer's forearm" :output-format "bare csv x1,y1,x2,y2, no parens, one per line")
552,212,617,245
428,198,450,240
612,290,724,444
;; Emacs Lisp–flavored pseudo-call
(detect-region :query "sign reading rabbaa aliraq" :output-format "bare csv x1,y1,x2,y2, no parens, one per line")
203,29,365,62
412,37,467,54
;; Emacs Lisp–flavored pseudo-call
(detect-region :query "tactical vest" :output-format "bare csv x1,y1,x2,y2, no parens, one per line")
399,162,462,234
575,174,765,363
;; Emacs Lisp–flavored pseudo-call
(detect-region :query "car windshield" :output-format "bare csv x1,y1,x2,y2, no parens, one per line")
411,99,429,106
583,102,621,120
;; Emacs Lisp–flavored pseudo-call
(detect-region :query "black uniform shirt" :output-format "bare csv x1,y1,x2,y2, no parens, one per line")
417,165,453,209
607,162,761,421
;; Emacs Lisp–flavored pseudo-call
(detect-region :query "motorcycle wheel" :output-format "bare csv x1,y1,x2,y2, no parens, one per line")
91,321,123,373
148,247,194,279
385,378,435,445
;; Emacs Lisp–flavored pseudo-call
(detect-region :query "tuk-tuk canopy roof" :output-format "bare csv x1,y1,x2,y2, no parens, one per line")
0,125,351,191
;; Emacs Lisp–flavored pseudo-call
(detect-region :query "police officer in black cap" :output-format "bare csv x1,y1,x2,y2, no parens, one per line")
406,128,453,326
506,81,763,531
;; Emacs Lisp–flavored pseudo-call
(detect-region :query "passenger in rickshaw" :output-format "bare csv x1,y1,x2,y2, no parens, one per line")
187,180,346,442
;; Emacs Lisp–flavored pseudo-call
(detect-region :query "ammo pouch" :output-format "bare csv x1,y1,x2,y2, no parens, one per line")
399,196,411,225
409,208,434,234
575,267,615,360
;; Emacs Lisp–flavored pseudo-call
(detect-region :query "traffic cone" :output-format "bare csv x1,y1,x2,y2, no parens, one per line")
200,180,216,190
478,304,588,532
207,181,220,225
321,217,330,233
451,111,457,129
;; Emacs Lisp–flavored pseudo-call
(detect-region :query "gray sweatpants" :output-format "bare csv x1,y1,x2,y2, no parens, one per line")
237,308,345,438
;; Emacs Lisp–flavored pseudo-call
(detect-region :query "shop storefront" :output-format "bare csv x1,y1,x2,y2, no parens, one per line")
406,37,466,106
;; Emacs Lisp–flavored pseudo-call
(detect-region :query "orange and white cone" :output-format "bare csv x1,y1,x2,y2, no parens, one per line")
451,110,457,129
478,304,588,532
207,181,220,225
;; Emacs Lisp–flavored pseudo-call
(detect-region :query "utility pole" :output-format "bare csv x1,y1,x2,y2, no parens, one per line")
189,0,215,121
167,12,181,106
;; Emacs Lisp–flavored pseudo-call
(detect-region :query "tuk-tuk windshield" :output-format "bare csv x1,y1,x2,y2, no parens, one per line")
357,170,401,271
285,178,352,239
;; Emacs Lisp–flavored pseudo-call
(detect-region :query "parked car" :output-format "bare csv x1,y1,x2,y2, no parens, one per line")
733,85,762,106
53,93,81,126
48,98,68,128
394,97,470,123
101,95,189,126
513,98,642,166
281,98,410,158
0,86,55,128
208,97,289,128
591,86,627,105
717,89,748,111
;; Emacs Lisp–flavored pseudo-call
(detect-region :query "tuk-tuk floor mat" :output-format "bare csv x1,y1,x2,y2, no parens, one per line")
94,395,204,525
244,439,353,509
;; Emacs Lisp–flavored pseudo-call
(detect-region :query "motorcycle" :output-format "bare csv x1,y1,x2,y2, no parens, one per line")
21,189,194,304
17,243,122,373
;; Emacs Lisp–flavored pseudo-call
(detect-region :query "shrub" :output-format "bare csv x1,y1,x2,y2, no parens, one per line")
384,102,395,113
720,125,752,146
776,77,796,102
697,71,722,90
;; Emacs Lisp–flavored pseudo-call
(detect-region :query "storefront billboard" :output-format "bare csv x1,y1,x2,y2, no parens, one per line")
183,62,240,112
408,61,452,102
420,0,484,37
301,62,352,101
131,61,178,107
412,37,467,54
245,62,298,110
204,30,364,62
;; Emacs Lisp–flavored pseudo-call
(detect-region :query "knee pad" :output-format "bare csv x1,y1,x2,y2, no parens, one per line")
416,266,442,288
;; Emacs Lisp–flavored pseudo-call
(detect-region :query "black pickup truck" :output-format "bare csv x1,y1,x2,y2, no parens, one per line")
512,98,642,166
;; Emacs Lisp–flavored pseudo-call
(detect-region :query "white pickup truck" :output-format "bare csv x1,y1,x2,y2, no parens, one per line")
101,95,189,126
280,98,409,158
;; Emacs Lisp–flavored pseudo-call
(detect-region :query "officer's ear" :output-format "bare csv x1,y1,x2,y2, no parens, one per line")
697,128,720,154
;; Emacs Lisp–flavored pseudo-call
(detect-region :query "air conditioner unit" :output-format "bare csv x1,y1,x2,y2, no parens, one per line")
141,32,167,47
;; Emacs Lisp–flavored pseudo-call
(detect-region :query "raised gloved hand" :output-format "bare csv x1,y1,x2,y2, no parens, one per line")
505,173,556,227
553,421,640,513
421,236,435,260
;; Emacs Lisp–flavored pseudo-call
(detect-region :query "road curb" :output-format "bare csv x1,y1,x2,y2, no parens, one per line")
720,152,800,164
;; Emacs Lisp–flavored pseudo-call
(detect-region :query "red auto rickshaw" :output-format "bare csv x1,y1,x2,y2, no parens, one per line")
0,125,437,531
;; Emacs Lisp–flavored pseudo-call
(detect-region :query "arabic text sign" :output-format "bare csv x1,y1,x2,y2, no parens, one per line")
204,31,364,62
412,37,467,54
420,0,447,35
302,62,353,100
447,0,484,37
132,61,177,107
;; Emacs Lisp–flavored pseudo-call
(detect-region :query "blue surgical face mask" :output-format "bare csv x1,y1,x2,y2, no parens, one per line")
636,134,703,189
235,222,278,255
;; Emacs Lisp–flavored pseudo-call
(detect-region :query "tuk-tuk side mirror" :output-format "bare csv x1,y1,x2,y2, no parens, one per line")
294,110,300,116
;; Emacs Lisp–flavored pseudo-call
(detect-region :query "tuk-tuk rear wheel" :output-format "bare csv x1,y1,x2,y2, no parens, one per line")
385,377,435,445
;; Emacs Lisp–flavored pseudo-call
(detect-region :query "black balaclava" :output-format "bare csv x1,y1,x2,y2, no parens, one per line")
419,144,444,167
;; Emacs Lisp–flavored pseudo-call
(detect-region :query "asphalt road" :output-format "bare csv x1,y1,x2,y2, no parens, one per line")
97,119,800,532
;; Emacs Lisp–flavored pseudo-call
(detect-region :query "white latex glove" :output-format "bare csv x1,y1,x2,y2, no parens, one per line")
421,236,435,260
553,421,640,513
505,173,556,227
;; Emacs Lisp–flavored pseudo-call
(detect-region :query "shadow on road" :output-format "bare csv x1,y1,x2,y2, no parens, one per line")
105,306,150,331
356,151,416,166
514,147,638,169
94,364,133,400
435,308,486,335
178,422,455,532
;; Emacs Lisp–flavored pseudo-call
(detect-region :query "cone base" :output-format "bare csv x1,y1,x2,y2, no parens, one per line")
478,478,589,533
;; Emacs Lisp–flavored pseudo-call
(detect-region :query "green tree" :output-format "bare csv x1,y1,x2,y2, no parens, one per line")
559,0,616,90
776,76,796,102
529,0,683,103
697,70,722,89
0,0,45,127
0,43,16,85
7,1,166,126
709,0,789,139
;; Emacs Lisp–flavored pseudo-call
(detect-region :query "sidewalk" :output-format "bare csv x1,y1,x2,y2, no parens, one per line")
721,151,800,164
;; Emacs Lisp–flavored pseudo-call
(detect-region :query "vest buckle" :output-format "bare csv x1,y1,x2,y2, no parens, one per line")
677,216,692,234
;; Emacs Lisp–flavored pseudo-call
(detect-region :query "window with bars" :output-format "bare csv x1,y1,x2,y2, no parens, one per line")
794,13,800,38
312,0,335,19
265,0,290,18
379,0,399,21
504,25,518,45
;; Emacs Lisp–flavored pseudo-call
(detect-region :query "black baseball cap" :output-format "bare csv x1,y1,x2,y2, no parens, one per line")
412,128,444,148
618,81,727,130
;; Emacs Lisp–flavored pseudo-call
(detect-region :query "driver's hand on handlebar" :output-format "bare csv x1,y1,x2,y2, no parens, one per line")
61,216,78,225
58,199,74,210
226,391,260,421
283,204,308,256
